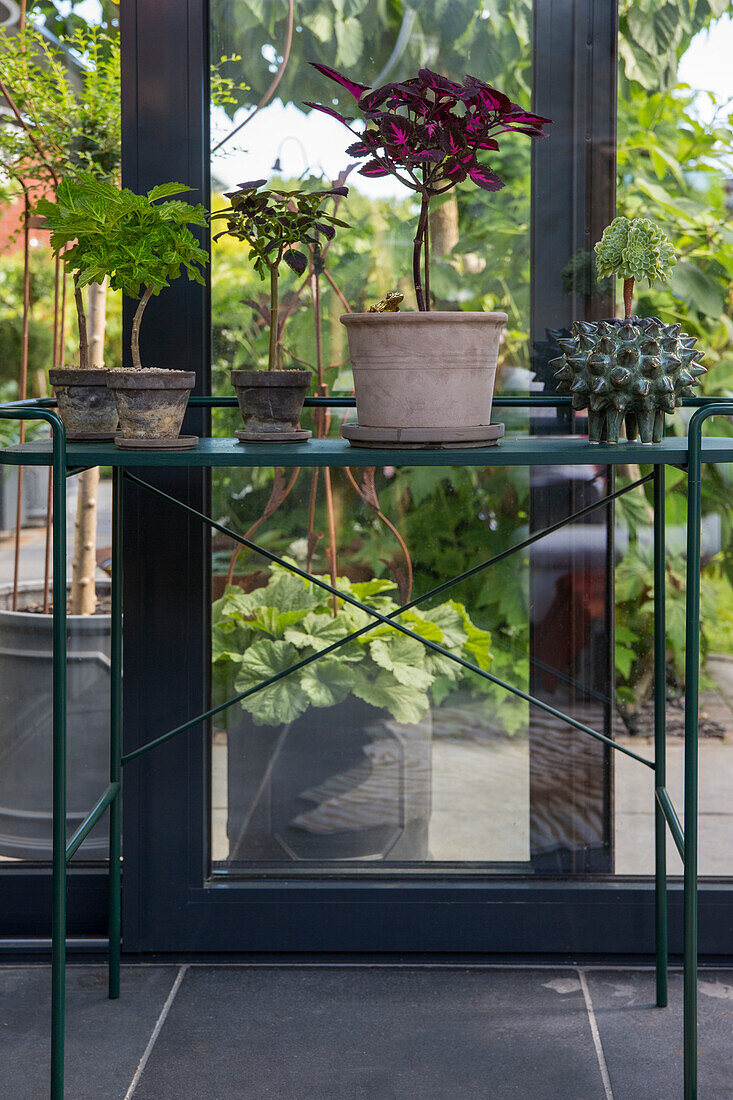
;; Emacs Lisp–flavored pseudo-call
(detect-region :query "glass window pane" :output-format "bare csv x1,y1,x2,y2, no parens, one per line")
209,1,537,873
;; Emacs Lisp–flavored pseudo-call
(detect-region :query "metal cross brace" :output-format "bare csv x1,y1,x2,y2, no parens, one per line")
121,468,655,770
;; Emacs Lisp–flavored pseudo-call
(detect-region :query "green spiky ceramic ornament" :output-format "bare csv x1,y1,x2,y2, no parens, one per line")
551,217,706,443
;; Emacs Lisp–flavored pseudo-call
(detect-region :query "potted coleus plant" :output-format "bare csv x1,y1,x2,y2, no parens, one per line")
36,173,209,449
551,216,707,444
213,566,492,861
211,180,349,442
307,64,550,446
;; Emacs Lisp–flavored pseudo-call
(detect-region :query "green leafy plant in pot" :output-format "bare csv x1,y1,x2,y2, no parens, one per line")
211,180,349,443
307,64,551,447
213,566,493,860
36,174,209,449
551,216,706,444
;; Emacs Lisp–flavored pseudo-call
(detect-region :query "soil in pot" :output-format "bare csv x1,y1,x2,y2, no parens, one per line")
340,311,507,446
230,369,312,443
224,695,432,864
49,367,119,441
107,368,197,448
0,581,111,860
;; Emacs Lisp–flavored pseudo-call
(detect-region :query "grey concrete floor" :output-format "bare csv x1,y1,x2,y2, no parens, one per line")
2,963,733,1099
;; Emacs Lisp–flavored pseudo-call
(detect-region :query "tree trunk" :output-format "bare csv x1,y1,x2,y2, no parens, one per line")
429,194,459,256
69,280,106,615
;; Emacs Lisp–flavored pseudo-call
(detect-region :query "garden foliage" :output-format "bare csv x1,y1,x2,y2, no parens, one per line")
212,566,493,727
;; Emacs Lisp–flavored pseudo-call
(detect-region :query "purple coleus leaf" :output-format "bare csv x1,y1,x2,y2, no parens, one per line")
461,76,512,112
409,149,444,163
309,62,369,101
467,163,505,191
417,68,461,97
358,160,390,178
507,106,553,126
377,114,414,152
345,138,377,157
439,127,466,157
303,102,355,126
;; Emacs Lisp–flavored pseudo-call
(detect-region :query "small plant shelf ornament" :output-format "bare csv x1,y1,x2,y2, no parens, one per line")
551,216,706,444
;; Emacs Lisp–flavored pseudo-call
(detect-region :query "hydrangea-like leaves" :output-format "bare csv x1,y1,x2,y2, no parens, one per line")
594,216,676,286
551,318,705,443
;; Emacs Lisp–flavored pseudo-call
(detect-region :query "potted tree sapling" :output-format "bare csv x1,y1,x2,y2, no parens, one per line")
551,216,707,443
211,180,349,442
36,173,209,449
307,64,550,446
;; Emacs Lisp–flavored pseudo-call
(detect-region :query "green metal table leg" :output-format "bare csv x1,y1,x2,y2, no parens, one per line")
108,466,123,999
50,416,67,1100
682,407,725,1099
653,465,668,1008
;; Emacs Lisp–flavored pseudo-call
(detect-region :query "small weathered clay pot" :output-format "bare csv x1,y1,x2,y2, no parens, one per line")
106,368,195,442
49,368,118,440
340,311,506,446
231,369,312,439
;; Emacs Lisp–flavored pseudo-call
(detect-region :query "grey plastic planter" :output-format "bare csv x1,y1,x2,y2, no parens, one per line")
0,581,110,860
225,696,432,863
0,465,48,535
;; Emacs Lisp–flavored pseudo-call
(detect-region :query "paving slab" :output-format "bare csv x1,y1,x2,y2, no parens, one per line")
586,968,733,1100
134,965,606,1100
0,964,178,1100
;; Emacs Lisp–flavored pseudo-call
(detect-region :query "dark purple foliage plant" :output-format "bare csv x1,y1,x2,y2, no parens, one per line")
306,64,551,312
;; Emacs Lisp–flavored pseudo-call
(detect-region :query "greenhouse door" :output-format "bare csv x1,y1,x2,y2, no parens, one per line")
117,0,733,959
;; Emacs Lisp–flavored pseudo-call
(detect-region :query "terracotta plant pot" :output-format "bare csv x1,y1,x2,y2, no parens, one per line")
106,368,196,447
230,369,312,443
340,311,507,446
49,367,118,440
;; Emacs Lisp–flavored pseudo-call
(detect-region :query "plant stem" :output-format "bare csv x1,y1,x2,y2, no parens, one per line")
412,194,431,312
424,211,431,310
73,273,88,370
131,284,154,368
269,264,279,371
623,276,634,320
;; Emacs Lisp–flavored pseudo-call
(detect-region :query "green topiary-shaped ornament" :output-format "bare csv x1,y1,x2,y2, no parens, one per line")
551,217,706,443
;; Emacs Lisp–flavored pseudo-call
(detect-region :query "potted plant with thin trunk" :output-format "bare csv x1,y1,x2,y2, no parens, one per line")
307,64,550,446
211,180,348,441
551,216,707,443
36,173,209,449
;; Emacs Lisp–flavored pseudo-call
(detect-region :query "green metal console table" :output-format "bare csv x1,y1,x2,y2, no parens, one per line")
2,392,731,1100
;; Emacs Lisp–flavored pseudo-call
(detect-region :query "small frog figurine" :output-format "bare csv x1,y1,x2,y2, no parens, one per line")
367,291,403,312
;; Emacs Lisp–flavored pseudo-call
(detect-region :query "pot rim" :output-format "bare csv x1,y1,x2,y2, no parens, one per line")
0,579,111,621
340,310,508,325
231,369,312,387
49,367,110,385
107,368,196,390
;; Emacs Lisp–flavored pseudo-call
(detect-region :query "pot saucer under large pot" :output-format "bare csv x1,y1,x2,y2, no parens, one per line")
340,311,506,448
49,367,119,441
